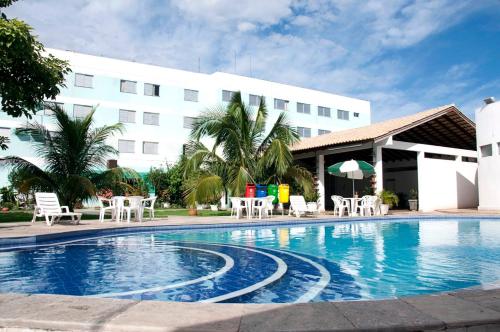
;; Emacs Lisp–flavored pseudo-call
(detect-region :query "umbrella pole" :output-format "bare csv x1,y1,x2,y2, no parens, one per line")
352,178,355,197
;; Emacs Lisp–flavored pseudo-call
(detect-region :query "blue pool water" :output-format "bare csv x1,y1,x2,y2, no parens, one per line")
0,218,499,303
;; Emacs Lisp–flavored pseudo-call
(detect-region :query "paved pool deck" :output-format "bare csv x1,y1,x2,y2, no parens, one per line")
0,211,499,331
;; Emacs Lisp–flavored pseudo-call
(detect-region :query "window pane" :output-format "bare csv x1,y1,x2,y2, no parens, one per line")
297,102,310,114
480,144,492,157
354,112,360,117
318,106,331,117
119,109,135,123
120,80,137,93
43,101,63,115
337,109,349,120
118,140,135,153
144,83,160,96
73,105,92,119
249,94,262,106
143,141,159,154
0,127,10,137
184,89,199,102
143,112,159,125
274,98,288,110
183,116,198,129
297,126,311,138
318,129,331,135
222,90,235,102
75,73,93,88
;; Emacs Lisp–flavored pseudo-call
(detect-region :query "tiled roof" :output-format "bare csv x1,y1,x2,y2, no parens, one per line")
291,104,471,152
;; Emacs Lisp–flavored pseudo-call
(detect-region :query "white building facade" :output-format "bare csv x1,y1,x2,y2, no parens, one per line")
476,98,500,210
0,49,370,185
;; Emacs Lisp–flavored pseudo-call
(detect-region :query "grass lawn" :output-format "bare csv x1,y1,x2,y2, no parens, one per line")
0,208,230,223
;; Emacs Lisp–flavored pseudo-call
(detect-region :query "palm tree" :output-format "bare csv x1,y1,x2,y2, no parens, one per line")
0,104,132,210
183,91,313,205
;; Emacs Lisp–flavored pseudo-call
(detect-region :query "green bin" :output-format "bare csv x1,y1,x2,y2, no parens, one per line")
267,184,279,204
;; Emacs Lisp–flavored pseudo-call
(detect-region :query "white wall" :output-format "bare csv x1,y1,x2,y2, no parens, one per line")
380,140,478,212
417,154,478,211
476,101,500,210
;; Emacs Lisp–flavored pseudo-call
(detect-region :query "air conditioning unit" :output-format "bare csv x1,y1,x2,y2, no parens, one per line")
107,159,118,169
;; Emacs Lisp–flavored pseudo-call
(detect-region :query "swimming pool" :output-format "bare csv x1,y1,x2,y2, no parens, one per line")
1,217,499,303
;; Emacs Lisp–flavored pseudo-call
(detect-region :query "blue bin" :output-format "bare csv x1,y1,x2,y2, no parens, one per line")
256,185,267,198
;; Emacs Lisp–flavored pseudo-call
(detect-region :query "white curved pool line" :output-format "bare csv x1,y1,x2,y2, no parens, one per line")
261,247,331,303
87,245,234,298
198,244,288,303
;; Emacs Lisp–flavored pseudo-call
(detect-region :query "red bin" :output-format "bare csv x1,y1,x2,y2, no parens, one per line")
245,183,256,197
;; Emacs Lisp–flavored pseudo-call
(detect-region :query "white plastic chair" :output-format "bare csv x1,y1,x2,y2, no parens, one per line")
230,197,246,218
116,196,143,223
32,192,82,226
141,196,157,221
265,195,275,217
253,198,271,220
331,195,350,217
97,197,116,222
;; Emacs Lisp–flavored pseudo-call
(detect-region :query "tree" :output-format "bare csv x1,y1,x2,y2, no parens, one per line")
183,91,313,205
0,0,70,149
0,104,130,210
146,160,185,207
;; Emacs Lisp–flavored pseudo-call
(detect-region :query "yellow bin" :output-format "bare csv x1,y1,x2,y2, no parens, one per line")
278,184,289,203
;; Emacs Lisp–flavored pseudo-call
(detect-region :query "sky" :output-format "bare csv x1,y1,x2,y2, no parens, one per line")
5,0,500,122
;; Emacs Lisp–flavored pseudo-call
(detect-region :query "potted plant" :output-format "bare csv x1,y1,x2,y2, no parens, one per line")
209,197,219,211
378,190,399,215
408,189,418,211
305,190,320,212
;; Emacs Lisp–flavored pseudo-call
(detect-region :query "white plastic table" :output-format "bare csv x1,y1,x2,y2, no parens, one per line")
343,197,362,216
240,197,266,219
112,196,144,222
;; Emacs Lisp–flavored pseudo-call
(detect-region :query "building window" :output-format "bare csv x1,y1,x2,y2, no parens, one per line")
318,129,331,135
184,89,199,102
424,152,456,161
337,109,349,120
143,141,159,154
318,106,331,117
480,144,492,157
222,90,235,102
498,142,500,155
183,116,198,129
143,112,159,126
43,101,63,116
118,139,135,153
75,73,93,88
354,112,360,117
73,104,92,119
297,102,310,114
462,156,478,163
297,127,311,138
0,127,10,137
120,80,137,94
274,98,289,111
249,94,262,106
144,83,160,97
119,109,136,123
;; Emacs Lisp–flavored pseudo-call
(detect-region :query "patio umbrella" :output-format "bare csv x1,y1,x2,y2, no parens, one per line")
327,159,375,196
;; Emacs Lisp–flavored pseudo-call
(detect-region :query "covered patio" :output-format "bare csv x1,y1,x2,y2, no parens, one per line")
292,105,478,212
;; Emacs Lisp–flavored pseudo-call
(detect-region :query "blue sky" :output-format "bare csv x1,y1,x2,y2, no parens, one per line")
6,0,500,121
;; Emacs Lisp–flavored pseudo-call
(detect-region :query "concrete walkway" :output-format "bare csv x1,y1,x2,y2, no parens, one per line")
0,288,499,331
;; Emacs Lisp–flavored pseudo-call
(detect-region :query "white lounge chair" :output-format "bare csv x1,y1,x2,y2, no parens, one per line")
331,195,350,217
32,192,82,226
97,196,116,222
289,195,319,218
141,196,157,221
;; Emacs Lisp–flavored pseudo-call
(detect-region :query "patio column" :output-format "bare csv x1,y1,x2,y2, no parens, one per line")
317,153,325,211
374,145,383,193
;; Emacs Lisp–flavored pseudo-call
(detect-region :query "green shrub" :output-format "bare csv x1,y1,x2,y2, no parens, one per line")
379,190,399,208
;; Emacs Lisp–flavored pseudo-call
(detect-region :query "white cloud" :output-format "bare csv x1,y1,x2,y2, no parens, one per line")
4,0,498,121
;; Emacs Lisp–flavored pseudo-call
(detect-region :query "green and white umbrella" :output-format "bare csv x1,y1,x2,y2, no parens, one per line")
327,159,375,196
